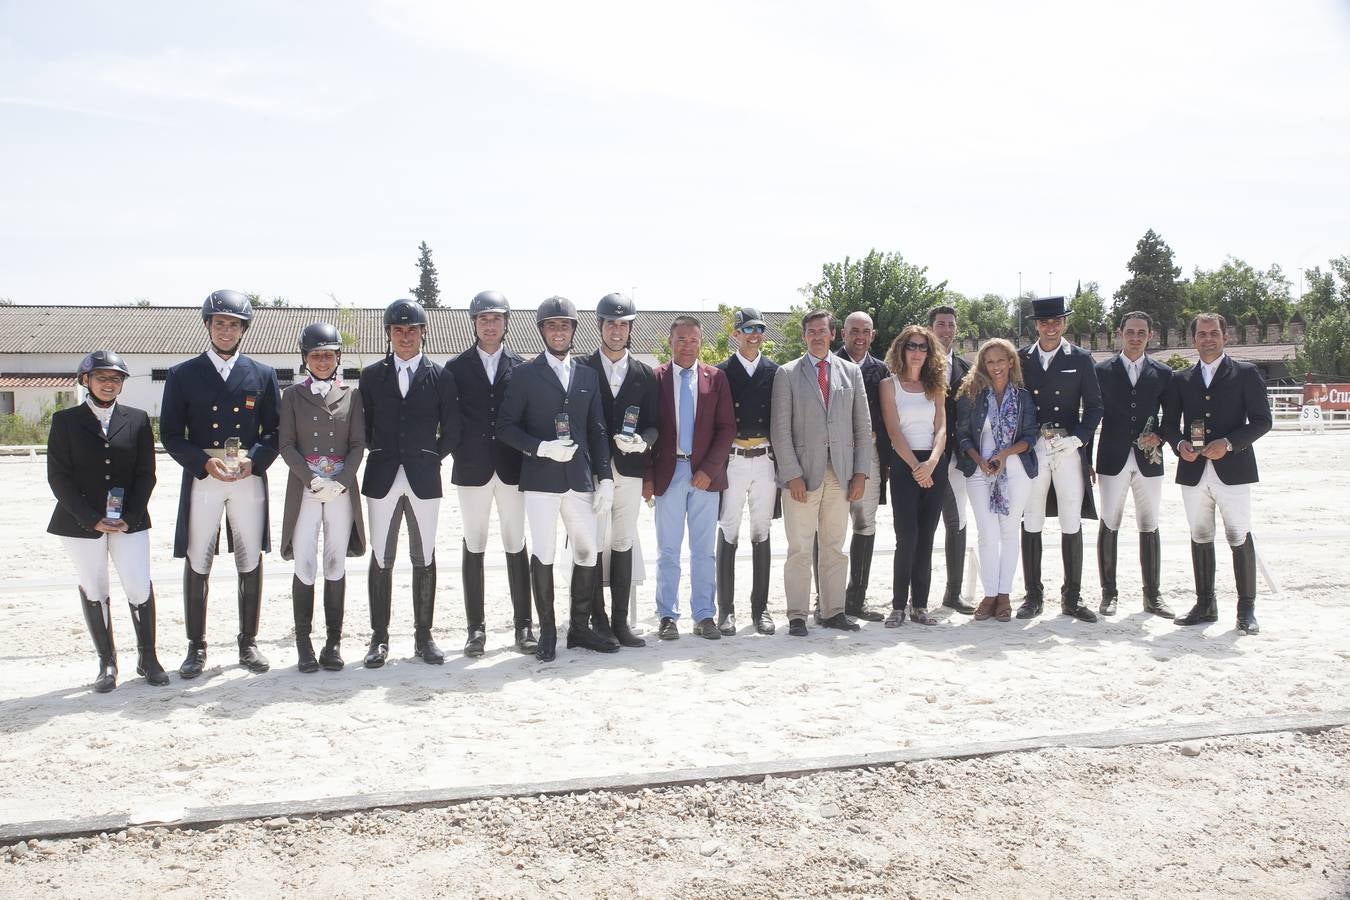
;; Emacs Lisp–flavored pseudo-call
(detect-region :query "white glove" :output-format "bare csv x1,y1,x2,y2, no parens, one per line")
592,478,614,516
615,434,647,454
309,478,346,503
536,439,578,462
1051,435,1083,455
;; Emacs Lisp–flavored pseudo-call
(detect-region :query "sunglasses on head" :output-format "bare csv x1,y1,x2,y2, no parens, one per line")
738,324,766,334
904,341,930,352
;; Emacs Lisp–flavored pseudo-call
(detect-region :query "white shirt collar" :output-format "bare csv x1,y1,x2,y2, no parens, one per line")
736,350,760,376
1200,353,1226,381
673,360,696,377
601,350,629,382
546,353,572,376
206,347,236,377
807,351,830,365
477,345,503,365
85,397,116,428
394,352,423,374
1037,339,1067,365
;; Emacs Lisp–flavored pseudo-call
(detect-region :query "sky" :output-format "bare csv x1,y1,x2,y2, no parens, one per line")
2,0,1349,312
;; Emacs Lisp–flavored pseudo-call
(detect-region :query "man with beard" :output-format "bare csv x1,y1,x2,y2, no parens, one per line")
497,297,616,661
160,290,281,677
447,291,535,656
583,293,658,648
359,299,460,667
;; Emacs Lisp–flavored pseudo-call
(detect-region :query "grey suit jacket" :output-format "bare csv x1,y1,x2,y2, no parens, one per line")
770,353,872,491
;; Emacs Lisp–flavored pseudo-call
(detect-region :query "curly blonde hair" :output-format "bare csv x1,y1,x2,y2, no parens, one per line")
883,325,947,401
957,338,1024,401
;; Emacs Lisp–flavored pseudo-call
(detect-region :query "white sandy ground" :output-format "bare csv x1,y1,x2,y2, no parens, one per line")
0,432,1347,838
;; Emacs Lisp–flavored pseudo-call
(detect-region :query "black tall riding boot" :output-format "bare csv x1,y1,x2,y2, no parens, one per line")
462,541,487,658
292,575,319,673
845,533,884,621
589,552,621,648
531,556,557,662
1061,532,1096,622
319,576,345,671
179,562,209,678
750,539,775,634
1175,541,1219,625
1233,534,1259,635
129,592,169,686
412,560,444,664
716,534,738,635
608,548,645,647
941,527,975,614
1015,528,1044,619
506,549,536,653
80,590,117,693
567,563,620,653
365,554,392,668
238,563,270,673
811,535,822,624
1139,530,1172,617
1097,526,1119,616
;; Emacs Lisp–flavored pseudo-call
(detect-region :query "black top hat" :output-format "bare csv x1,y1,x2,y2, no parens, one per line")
734,308,766,329
1027,296,1071,320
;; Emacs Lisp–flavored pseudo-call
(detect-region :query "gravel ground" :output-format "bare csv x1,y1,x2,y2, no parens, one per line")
4,728,1347,898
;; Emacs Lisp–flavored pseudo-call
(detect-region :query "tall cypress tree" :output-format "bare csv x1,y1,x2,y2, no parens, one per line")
1111,229,1183,336
410,241,441,308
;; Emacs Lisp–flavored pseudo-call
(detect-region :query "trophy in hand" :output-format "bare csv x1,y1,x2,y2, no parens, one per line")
554,412,572,443
223,436,242,477
1189,420,1206,452
1135,415,1164,466
621,405,640,437
103,487,125,526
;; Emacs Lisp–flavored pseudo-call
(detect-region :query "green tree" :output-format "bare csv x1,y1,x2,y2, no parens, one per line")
411,241,441,308
1111,228,1185,333
1067,281,1108,336
1183,257,1292,330
795,249,948,361
1163,353,1190,371
1291,309,1350,377
1298,266,1337,321
951,292,1013,340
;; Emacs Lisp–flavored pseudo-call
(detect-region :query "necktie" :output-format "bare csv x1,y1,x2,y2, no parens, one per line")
399,365,411,398
817,359,829,410
678,367,694,455
1128,361,1138,387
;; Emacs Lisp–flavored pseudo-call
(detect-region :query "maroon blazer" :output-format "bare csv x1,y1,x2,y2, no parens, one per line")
647,361,736,496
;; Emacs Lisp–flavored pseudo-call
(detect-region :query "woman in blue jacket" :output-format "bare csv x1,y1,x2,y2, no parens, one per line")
954,339,1038,622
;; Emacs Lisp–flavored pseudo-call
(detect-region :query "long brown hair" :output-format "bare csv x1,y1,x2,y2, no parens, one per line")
957,338,1024,401
884,325,947,401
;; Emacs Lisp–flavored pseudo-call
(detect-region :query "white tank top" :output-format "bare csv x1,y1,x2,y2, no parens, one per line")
891,377,936,451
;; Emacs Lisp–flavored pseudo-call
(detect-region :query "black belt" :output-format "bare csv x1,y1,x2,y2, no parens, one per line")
731,446,771,458
676,453,692,460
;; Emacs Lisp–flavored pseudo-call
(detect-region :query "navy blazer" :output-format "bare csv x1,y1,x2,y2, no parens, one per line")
446,344,526,488
160,352,280,556
1161,356,1271,487
1020,340,1102,519
1093,354,1172,478
582,350,660,480
359,354,460,501
954,386,1039,480
497,354,612,494
47,403,156,538
944,352,971,456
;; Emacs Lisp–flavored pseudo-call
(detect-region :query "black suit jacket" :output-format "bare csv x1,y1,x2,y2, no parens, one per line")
837,347,892,502
47,403,156,538
1093,354,1171,478
1161,356,1271,486
359,354,460,500
943,351,971,456
1020,340,1103,519
447,345,526,488
497,354,612,493
582,350,659,480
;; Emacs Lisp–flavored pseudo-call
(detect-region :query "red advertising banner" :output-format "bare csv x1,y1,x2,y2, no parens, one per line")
1303,383,1350,410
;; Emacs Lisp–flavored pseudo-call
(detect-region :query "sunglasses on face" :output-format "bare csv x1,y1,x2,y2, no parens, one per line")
904,341,930,352
738,325,766,334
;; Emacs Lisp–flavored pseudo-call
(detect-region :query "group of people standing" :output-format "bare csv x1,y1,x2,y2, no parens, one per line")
46,290,1272,692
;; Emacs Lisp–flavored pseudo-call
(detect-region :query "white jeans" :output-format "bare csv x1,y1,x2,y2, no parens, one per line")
1181,462,1252,546
1098,455,1162,533
965,454,1032,595
366,466,440,568
941,455,968,531
457,475,526,554
291,490,354,585
187,475,266,576
848,443,883,536
596,471,644,553
61,530,152,605
524,489,598,566
1023,437,1085,535
718,452,777,544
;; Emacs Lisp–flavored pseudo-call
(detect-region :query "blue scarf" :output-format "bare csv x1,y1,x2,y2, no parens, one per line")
987,386,1019,515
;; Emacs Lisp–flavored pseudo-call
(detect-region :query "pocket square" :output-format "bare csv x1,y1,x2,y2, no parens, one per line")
1062,368,1077,373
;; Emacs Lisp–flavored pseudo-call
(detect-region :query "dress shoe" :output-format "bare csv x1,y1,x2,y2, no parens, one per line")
908,608,938,626
942,596,976,615
821,613,861,632
1014,597,1042,619
717,612,737,636
787,618,808,637
658,617,680,640
464,627,487,658
1062,602,1099,623
1237,605,1259,635
884,608,905,628
1099,596,1118,617
1143,596,1175,619
753,611,776,635
995,594,1012,622
692,618,722,640
973,597,996,621
514,624,538,654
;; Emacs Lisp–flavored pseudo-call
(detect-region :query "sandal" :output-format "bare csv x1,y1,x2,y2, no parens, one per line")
995,594,1012,622
884,608,905,628
974,596,997,621
908,608,938,626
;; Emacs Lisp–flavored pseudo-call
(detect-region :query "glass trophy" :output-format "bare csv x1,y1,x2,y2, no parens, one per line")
1189,421,1206,451
105,487,125,523
621,405,640,437
223,436,242,476
554,413,572,442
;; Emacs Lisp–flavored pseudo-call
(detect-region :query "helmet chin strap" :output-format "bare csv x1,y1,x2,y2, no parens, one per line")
87,391,116,409
211,338,241,359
